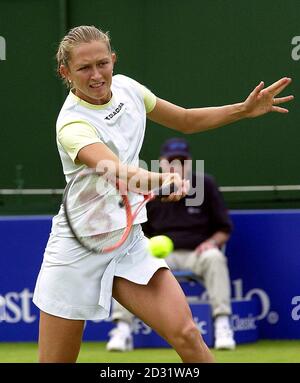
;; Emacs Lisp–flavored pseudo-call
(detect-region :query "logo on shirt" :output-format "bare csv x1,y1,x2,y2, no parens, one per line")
104,103,124,121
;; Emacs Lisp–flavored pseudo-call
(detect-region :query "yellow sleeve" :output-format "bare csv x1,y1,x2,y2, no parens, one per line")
138,83,157,113
57,121,102,163
128,77,157,113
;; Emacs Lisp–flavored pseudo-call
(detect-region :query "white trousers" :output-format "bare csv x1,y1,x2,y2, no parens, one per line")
112,247,232,322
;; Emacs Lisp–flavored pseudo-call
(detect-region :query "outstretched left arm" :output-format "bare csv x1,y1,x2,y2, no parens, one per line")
147,77,294,133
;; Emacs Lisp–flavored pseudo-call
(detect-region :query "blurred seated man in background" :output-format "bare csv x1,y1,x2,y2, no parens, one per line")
107,137,235,351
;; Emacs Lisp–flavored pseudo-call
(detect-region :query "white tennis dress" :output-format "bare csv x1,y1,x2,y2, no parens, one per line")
33,75,168,320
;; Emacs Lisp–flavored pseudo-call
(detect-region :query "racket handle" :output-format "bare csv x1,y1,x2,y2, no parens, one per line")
154,182,177,198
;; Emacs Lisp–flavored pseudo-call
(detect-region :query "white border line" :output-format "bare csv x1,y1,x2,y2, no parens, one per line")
1,185,300,195
219,185,300,192
0,189,64,195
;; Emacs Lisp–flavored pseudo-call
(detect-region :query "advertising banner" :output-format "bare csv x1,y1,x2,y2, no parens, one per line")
0,211,299,343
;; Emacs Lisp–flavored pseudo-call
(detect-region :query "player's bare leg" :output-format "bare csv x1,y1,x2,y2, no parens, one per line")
38,311,85,363
112,268,215,363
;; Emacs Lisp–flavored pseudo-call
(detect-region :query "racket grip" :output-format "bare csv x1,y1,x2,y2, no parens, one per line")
155,182,177,198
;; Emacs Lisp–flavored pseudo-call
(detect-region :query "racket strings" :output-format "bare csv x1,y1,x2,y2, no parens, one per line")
64,170,129,252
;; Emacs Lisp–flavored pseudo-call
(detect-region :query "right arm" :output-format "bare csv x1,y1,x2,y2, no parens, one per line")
58,121,188,199
77,142,188,200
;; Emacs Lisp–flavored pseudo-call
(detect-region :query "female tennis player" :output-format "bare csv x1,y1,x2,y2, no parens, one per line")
33,26,293,363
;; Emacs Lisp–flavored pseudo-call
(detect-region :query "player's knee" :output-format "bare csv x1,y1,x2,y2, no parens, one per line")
172,322,202,350
202,248,227,266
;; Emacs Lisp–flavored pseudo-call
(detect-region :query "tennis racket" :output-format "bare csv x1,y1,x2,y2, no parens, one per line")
62,168,176,254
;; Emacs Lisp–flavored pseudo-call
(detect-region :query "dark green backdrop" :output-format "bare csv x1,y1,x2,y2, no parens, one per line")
1,0,299,213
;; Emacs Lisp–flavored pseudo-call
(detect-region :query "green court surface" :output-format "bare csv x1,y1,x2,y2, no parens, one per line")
0,340,299,363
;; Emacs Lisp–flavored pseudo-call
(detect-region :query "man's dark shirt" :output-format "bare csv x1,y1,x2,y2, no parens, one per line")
142,173,233,250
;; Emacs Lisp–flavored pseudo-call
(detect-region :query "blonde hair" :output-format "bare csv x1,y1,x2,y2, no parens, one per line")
56,25,112,87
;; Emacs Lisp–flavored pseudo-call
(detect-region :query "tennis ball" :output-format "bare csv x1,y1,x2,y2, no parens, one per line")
148,235,174,258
